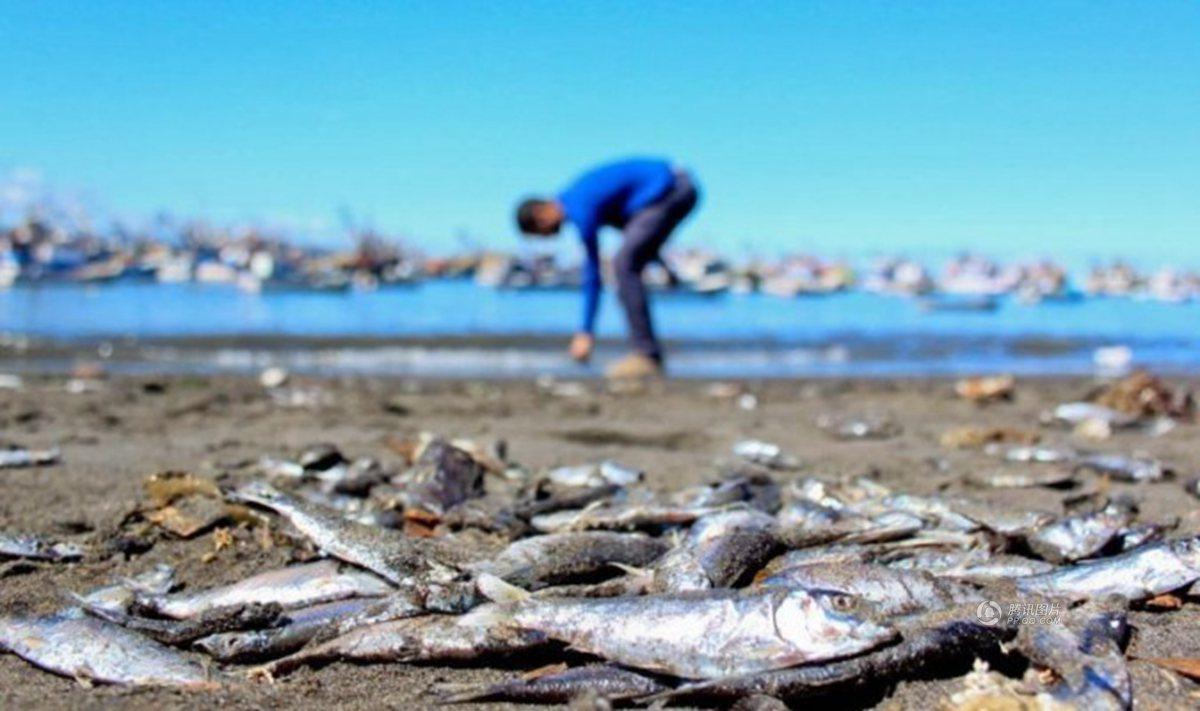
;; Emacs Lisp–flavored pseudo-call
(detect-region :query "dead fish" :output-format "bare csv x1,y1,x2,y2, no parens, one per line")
0,609,215,688
261,606,546,677
672,475,781,513
779,507,925,549
474,532,669,590
814,413,900,441
966,466,1075,489
1017,535,1200,601
757,563,980,616
732,440,798,469
1049,403,1139,428
390,439,485,515
79,564,177,616
1026,505,1135,563
136,559,392,619
0,532,83,562
435,664,668,704
0,447,60,469
510,482,621,520
941,496,1054,538
1074,454,1167,483
645,608,1014,703
546,461,643,488
885,550,1053,584
1185,476,1200,499
474,574,896,679
259,456,306,479
1116,521,1170,552
530,501,726,533
984,443,1078,464
78,597,284,646
228,481,462,584
1014,600,1132,710
755,545,879,579
194,597,381,663
651,508,779,592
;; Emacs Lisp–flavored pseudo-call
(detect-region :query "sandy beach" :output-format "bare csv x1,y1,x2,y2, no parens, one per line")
2,373,1199,709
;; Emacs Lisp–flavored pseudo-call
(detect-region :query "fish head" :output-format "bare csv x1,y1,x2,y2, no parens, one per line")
1173,535,1200,569
192,633,242,660
228,481,288,507
774,589,896,653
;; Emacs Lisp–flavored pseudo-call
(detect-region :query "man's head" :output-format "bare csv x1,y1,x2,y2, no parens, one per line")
515,198,565,237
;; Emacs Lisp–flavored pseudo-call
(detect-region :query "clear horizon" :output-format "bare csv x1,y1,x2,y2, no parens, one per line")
4,2,1198,265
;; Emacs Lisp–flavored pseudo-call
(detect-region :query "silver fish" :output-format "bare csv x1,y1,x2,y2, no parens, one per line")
732,440,798,470
475,575,896,679
79,564,177,615
0,447,60,469
885,549,1053,583
985,443,1078,464
646,607,1014,704
1074,454,1166,483
474,531,669,590
546,461,643,488
757,562,980,616
1026,505,1134,563
0,532,83,562
1050,403,1138,428
0,609,215,688
1017,535,1200,601
651,509,778,592
137,559,391,619
530,501,726,533
435,664,668,704
228,481,462,584
966,466,1075,489
77,598,284,646
194,597,381,663
262,606,545,677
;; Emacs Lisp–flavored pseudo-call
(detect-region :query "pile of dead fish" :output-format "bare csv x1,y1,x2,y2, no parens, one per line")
3,433,1200,708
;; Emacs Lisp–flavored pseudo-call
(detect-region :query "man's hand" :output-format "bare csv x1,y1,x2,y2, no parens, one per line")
568,333,595,362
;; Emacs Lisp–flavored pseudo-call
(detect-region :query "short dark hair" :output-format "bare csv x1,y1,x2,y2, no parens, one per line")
516,197,548,234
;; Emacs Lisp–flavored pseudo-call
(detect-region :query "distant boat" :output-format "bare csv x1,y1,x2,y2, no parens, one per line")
917,294,999,313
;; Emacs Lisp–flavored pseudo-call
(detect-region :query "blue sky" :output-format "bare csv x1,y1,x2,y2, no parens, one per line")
2,1,1198,263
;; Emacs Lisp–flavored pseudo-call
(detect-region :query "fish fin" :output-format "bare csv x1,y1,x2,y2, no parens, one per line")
246,665,276,684
429,682,489,704
476,573,529,603
610,562,649,576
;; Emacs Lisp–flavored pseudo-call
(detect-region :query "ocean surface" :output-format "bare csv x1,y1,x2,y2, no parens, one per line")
1,280,1197,378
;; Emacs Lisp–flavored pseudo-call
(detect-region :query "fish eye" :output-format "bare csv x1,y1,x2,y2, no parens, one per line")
830,594,858,612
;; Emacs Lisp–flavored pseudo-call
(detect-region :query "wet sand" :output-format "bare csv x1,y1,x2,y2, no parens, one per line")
2,374,1200,709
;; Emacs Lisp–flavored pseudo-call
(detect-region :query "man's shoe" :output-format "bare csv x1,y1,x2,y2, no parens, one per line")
604,353,663,379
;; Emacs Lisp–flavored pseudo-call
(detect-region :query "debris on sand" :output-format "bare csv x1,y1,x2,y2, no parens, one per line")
1091,370,1193,421
955,375,1015,404
941,426,1039,449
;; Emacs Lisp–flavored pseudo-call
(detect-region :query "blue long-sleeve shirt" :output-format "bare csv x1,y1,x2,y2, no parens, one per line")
558,158,676,334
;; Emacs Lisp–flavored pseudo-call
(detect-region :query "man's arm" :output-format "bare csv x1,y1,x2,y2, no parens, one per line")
579,228,601,333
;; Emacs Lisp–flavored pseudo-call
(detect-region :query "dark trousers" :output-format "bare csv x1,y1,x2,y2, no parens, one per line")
615,170,699,362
